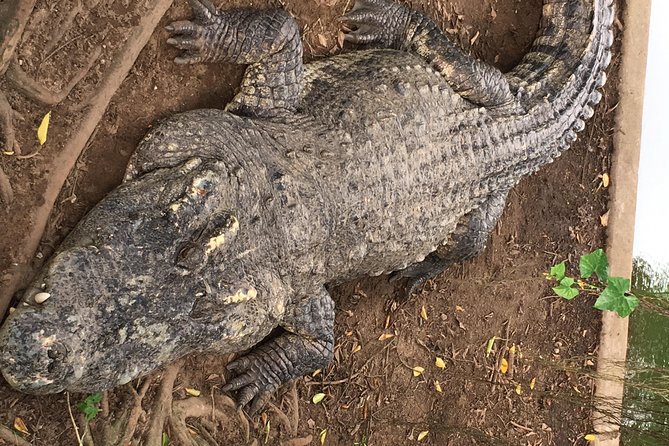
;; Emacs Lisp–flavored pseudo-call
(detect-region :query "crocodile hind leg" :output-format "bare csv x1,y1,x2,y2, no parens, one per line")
391,189,509,298
342,0,518,109
223,288,334,414
166,0,303,117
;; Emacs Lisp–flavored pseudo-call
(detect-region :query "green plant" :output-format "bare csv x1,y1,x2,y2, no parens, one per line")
77,392,103,422
547,249,639,317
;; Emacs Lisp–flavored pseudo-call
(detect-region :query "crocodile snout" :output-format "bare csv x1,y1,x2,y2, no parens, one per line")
0,305,72,394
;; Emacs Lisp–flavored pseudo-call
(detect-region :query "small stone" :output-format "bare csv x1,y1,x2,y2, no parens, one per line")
34,292,51,304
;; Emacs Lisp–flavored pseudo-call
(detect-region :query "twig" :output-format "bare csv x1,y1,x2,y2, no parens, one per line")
66,392,84,446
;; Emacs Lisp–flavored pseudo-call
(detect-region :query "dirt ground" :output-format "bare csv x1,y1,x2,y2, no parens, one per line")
0,0,621,445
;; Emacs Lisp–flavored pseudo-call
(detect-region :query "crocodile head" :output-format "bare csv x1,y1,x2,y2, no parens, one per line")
0,158,285,394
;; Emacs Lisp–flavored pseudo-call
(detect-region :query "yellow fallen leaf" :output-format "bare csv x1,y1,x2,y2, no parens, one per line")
378,333,394,341
420,305,428,321
435,357,446,369
312,368,322,377
185,388,201,397
485,336,496,356
500,358,509,374
417,430,429,441
319,429,327,445
600,210,609,227
455,305,465,312
412,366,425,377
312,393,326,404
509,344,516,354
530,377,537,390
584,434,597,442
434,380,443,393
515,384,522,395
351,343,361,353
37,111,51,145
14,417,29,435
2,150,15,156
602,172,610,188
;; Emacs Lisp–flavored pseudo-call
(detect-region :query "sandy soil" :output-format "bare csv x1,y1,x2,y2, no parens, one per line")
0,0,620,444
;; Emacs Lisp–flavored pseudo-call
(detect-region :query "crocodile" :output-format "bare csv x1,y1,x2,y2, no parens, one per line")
0,0,613,413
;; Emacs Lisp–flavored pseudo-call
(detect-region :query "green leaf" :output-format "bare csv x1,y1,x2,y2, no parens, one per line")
594,277,639,317
77,392,102,422
580,249,609,281
553,277,579,300
549,261,566,281
162,433,170,446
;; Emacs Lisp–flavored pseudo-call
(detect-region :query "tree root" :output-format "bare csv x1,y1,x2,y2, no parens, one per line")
6,47,102,107
0,424,31,446
144,359,183,446
168,395,251,446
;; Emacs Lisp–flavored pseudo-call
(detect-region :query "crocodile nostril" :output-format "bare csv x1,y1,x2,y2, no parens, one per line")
46,342,68,373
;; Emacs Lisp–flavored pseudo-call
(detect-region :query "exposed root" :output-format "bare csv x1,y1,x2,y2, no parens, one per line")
144,359,183,446
169,395,249,446
0,165,12,205
6,47,102,106
0,424,31,446
117,377,154,446
0,1,37,72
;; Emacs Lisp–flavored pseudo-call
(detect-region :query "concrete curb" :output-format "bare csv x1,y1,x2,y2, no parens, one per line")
592,1,651,445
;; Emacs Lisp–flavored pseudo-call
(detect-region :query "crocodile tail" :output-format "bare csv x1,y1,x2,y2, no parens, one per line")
506,0,614,103
486,0,614,183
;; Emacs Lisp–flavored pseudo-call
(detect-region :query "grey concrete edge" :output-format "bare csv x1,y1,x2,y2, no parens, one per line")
592,1,651,445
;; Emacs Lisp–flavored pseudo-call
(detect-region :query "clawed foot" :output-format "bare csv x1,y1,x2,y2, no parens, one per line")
165,0,221,64
341,0,410,48
222,352,281,416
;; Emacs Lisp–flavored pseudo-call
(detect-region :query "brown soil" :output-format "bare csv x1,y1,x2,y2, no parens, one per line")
0,0,621,445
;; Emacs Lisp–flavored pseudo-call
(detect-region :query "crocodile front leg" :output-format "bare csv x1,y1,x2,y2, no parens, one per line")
166,0,303,117
223,288,334,414
342,0,518,109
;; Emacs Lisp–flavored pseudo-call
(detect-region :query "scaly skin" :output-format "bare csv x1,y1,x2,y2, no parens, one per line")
0,0,614,412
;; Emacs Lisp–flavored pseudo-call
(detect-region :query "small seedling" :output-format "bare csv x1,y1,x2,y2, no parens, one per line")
78,392,102,422
547,249,639,317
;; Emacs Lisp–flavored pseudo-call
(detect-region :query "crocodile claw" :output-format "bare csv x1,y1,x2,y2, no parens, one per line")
341,0,407,47
222,353,281,415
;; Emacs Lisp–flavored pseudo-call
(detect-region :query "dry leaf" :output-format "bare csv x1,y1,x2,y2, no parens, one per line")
185,388,201,397
600,210,609,227
515,384,522,395
312,368,322,377
14,417,29,435
455,305,465,312
37,111,51,145
378,333,394,341
412,366,425,377
530,377,537,390
420,305,428,321
509,344,516,354
317,33,328,47
435,357,446,369
312,393,325,404
345,330,353,336
485,336,496,356
500,358,509,374
434,380,443,393
417,430,429,441
319,429,327,445
602,172,610,188
351,343,361,353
